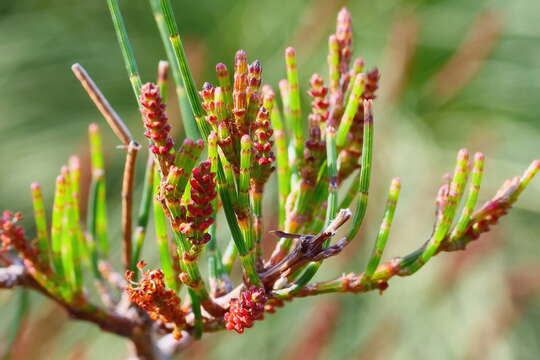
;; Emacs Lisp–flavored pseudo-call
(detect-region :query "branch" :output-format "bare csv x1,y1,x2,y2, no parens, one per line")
260,209,352,287
122,141,141,270
0,263,137,338
72,63,134,145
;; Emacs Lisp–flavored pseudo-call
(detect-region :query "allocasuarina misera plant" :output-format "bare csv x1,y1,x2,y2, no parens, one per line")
0,2,538,359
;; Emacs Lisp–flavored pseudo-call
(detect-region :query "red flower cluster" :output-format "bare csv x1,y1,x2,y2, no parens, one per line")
126,263,186,340
1,211,49,275
139,82,174,170
179,161,216,245
225,286,267,334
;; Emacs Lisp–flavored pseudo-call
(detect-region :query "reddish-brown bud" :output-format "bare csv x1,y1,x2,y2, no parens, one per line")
139,83,174,171
126,266,186,339
224,286,267,334
179,160,216,245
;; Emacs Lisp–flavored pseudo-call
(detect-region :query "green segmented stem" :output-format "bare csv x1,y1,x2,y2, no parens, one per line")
87,125,107,279
285,47,303,165
266,90,289,227
149,0,199,138
274,261,320,298
450,152,484,241
214,87,238,166
221,240,237,275
336,73,366,147
406,149,470,274
283,127,339,294
131,153,155,270
86,178,104,279
51,174,66,277
278,79,290,124
328,35,340,94
173,230,207,337
344,58,365,101
187,288,203,338
106,0,142,97
324,127,338,227
88,124,109,256
68,156,82,227
61,168,82,295
216,63,233,111
152,167,178,290
89,123,105,174
30,183,50,264
207,132,226,278
363,178,401,280
271,162,327,262
513,159,540,201
215,158,260,285
239,135,254,251
68,158,86,286
158,0,208,138
338,171,360,210
347,100,374,240
157,60,169,100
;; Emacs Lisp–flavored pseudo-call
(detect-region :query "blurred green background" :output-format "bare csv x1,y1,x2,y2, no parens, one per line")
1,0,539,359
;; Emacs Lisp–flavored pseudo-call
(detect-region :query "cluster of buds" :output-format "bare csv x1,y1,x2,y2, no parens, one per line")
465,162,540,240
200,82,239,169
247,60,262,105
224,286,267,333
0,211,49,275
362,68,380,101
139,82,174,173
301,74,328,185
251,106,276,187
337,100,374,181
335,7,353,74
179,161,216,245
245,60,263,125
200,82,217,125
233,50,249,135
126,262,186,339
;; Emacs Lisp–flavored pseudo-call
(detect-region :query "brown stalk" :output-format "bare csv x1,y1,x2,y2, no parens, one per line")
121,141,140,270
71,63,134,145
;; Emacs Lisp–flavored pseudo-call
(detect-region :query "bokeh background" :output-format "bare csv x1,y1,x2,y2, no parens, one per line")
1,0,540,359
